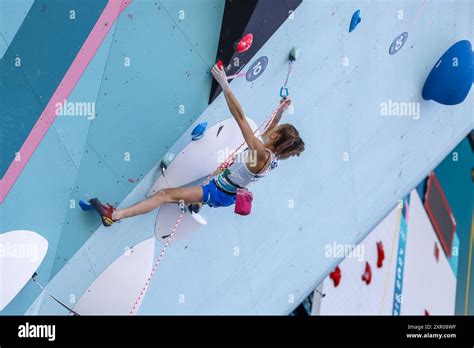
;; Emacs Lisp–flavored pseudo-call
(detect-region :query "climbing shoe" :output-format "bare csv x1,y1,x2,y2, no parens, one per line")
89,198,118,227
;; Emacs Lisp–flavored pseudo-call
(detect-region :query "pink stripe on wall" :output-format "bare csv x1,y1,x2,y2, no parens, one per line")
0,0,131,204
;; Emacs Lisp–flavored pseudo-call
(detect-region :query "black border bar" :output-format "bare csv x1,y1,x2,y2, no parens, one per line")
1,315,473,346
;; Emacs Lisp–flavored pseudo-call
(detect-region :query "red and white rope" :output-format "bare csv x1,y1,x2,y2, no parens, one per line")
129,210,184,315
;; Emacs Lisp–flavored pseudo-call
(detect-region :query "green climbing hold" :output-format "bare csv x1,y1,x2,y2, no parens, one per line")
289,46,301,62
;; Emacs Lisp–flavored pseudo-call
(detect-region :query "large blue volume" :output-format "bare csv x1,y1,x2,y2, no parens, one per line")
422,40,473,105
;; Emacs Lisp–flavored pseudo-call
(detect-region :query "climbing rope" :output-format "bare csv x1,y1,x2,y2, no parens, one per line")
129,209,185,315
128,100,290,315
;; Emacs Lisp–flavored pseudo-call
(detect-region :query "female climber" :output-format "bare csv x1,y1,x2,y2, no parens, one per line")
89,63,305,226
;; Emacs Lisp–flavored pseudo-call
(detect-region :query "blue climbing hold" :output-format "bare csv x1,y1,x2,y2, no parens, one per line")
79,199,93,211
191,122,208,140
422,40,473,105
349,10,361,33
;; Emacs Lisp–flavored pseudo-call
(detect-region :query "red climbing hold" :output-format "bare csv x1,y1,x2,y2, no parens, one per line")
236,33,253,53
424,309,430,316
434,242,440,262
329,266,342,287
362,261,372,285
216,59,223,70
377,241,385,268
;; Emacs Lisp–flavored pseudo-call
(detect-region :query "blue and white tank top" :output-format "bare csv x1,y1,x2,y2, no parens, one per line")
215,149,278,193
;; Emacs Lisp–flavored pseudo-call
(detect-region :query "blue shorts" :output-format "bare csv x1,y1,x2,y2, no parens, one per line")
201,179,236,208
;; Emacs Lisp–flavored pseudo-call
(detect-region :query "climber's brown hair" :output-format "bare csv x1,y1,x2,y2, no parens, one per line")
270,124,305,160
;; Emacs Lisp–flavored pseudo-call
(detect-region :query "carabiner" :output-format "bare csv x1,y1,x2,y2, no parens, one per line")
280,87,289,98
178,199,186,213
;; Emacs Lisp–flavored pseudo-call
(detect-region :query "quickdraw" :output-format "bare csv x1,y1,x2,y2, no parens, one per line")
279,47,300,98
280,87,289,98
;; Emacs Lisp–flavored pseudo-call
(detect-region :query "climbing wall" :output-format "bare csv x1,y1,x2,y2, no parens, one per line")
10,0,474,315
316,190,457,315
209,0,302,102
317,201,402,315
401,190,457,315
1,0,225,315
